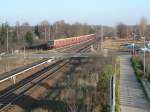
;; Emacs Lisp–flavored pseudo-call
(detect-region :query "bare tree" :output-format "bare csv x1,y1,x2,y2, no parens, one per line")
139,17,147,37
40,20,50,41
0,20,98,50
116,23,131,38
15,21,20,41
21,22,31,39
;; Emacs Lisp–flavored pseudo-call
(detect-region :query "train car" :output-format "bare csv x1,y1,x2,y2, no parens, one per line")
49,34,96,49
47,40,54,48
26,34,96,50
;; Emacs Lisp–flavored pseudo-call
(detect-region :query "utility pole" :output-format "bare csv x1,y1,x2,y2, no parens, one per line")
23,30,26,58
101,25,103,51
44,27,47,41
6,27,9,53
24,46,26,58
48,25,50,40
55,23,58,39
132,43,135,56
133,33,135,56
16,21,19,41
143,37,146,77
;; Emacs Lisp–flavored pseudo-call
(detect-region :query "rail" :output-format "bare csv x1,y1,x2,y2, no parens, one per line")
0,37,97,111
0,58,53,84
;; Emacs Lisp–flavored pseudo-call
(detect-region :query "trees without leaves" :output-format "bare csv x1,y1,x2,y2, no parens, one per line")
139,17,147,37
0,20,111,52
117,23,127,38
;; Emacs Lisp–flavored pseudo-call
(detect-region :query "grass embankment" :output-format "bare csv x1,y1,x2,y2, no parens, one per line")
131,56,150,101
131,56,143,80
131,55,150,82
115,58,120,112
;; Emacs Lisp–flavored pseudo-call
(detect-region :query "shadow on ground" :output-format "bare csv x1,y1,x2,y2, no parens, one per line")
12,94,67,112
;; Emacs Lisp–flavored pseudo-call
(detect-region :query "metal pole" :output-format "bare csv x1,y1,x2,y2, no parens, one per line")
48,25,50,40
101,25,103,51
133,34,135,56
55,24,57,39
133,43,135,56
23,33,26,58
6,27,9,52
45,27,47,41
110,75,116,112
144,37,146,77
24,46,26,58
112,75,116,112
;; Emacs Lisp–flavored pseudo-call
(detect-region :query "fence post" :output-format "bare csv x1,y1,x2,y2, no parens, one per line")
110,75,116,112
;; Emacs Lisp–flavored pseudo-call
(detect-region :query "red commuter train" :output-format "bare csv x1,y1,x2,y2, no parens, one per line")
48,34,96,49
26,34,96,50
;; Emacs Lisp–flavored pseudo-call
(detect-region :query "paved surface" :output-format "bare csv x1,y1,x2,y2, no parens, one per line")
120,55,150,112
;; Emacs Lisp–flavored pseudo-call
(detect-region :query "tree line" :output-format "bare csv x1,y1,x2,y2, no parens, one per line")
116,17,149,39
0,20,98,52
0,18,148,52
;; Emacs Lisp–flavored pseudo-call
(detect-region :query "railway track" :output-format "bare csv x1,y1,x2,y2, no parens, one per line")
0,60,69,111
0,38,97,111
54,38,96,53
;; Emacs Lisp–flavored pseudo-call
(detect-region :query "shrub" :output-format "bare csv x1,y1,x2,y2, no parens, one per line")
135,68,143,79
131,56,143,79
25,31,34,45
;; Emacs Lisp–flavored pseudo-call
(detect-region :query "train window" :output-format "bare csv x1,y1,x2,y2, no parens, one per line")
48,40,54,45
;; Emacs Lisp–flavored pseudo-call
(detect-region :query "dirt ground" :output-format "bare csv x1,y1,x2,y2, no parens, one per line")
0,62,51,92
102,38,144,51
0,58,40,75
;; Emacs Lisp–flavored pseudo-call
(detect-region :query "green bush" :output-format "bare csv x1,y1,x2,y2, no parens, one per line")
146,72,150,82
25,31,34,45
132,57,142,69
135,68,143,79
131,57,144,79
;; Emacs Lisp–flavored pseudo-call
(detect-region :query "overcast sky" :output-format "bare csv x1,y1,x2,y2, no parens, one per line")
0,0,149,26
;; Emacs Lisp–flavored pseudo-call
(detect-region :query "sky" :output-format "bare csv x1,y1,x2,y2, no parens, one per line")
0,0,150,26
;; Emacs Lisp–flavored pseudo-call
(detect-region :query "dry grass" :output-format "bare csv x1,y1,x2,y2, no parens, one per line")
102,38,144,51
56,55,115,112
0,58,39,75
